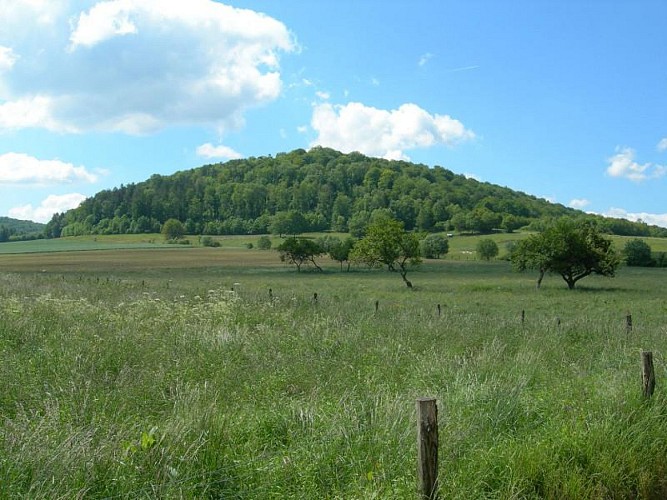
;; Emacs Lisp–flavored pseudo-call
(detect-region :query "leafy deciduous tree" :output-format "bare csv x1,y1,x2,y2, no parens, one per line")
161,218,185,241
269,211,308,237
329,237,356,271
623,238,654,267
512,218,620,289
351,215,421,288
420,234,449,259
476,238,499,261
276,237,323,272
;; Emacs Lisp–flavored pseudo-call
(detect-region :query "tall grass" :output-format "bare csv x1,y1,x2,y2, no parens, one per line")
1,263,667,498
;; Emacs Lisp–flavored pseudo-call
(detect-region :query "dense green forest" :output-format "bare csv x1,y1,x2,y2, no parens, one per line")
0,217,45,242
44,147,667,238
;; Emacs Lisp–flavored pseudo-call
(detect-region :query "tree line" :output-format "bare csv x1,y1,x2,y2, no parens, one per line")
0,217,45,242
43,147,667,239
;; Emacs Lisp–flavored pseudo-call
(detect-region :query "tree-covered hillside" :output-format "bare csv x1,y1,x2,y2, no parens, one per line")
0,217,45,242
45,147,667,238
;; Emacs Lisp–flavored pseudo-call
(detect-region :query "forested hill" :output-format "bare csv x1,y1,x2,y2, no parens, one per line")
0,217,45,242
45,147,666,238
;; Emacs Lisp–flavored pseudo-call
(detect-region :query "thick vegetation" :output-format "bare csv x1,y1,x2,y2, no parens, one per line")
43,147,667,239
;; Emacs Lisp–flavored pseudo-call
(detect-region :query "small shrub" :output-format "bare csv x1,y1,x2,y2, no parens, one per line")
257,236,272,250
201,236,221,248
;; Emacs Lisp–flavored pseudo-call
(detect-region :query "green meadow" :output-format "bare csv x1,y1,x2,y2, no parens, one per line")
2,236,667,498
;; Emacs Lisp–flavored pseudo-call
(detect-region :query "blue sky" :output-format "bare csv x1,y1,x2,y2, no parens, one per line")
1,0,666,226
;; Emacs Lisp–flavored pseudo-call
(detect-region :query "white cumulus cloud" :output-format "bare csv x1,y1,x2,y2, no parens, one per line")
658,138,667,152
569,198,591,210
0,153,99,184
9,193,87,223
606,147,666,182
604,207,667,229
196,143,243,160
310,102,474,160
0,0,295,134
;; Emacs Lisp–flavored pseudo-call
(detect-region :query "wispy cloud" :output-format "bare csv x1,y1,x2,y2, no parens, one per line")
0,46,18,71
418,52,433,67
658,138,667,152
448,65,479,73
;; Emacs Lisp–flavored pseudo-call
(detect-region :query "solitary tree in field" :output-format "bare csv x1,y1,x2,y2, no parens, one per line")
623,238,654,267
257,235,272,250
351,215,421,288
420,234,449,259
276,237,323,272
512,218,620,289
476,238,499,261
161,218,185,241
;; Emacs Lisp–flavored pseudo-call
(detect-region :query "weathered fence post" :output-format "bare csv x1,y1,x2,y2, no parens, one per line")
375,300,379,314
626,313,632,334
269,288,273,300
313,292,318,304
437,304,441,317
521,309,525,325
642,351,655,399
416,397,438,499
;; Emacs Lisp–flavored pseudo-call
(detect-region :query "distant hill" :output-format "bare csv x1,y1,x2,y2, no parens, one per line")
45,147,667,238
0,217,45,242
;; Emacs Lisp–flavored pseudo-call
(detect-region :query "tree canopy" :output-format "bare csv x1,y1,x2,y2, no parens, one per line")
276,237,323,272
0,217,45,242
623,238,654,267
476,238,499,261
351,215,421,288
42,147,665,240
420,234,449,259
162,218,185,240
512,218,620,289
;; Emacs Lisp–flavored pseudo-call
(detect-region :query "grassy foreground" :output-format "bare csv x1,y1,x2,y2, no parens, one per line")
2,248,667,498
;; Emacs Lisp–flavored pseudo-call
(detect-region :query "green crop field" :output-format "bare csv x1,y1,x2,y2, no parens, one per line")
2,238,667,498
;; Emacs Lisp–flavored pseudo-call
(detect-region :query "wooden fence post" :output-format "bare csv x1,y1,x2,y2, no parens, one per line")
521,309,525,325
416,397,438,499
375,300,379,314
626,313,632,334
437,304,441,317
642,351,655,399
